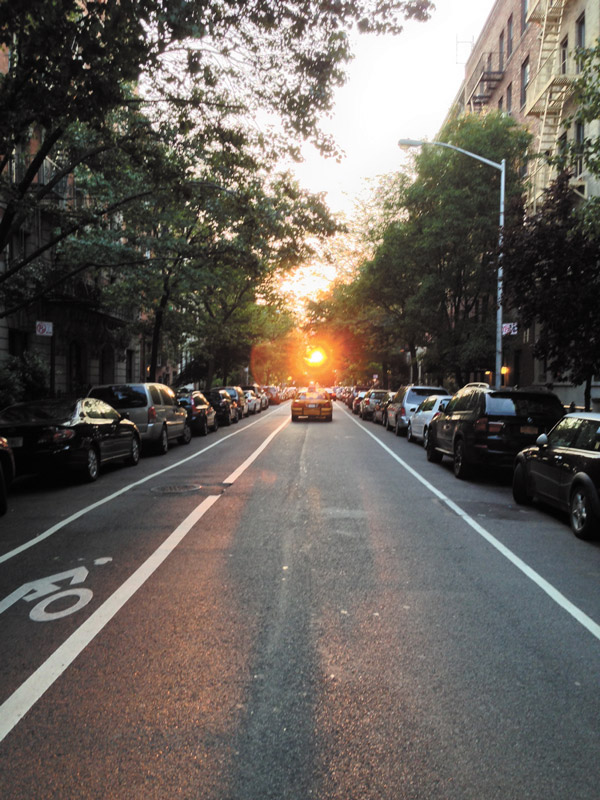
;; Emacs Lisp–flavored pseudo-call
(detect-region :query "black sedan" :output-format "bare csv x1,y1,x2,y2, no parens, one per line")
513,412,600,540
0,397,141,482
177,391,218,436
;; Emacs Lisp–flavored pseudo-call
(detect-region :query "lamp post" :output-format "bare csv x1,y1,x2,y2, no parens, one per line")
398,138,506,389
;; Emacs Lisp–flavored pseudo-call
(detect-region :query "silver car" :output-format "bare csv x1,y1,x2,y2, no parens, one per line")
87,382,191,454
385,385,449,436
407,394,452,446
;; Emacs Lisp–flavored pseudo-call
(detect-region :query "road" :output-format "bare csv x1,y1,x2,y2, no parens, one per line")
1,400,600,799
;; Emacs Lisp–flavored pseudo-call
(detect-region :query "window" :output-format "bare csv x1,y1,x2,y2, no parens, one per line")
560,36,568,75
507,82,513,113
521,0,528,34
576,13,585,73
499,31,505,70
507,15,513,57
520,58,529,107
575,121,585,176
498,96,504,111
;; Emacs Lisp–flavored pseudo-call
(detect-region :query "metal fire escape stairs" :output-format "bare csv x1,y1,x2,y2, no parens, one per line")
525,0,574,209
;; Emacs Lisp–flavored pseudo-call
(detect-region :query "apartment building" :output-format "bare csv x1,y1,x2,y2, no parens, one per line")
450,0,600,405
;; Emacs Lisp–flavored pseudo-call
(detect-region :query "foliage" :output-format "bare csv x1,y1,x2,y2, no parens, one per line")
503,172,600,409
0,352,50,408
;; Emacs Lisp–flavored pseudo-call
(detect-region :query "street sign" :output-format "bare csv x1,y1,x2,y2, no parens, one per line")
35,321,54,336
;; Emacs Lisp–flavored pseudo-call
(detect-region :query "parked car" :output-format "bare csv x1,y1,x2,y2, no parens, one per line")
0,437,15,516
373,392,394,425
407,393,452,446
352,391,368,414
242,384,268,410
513,412,600,540
426,384,565,479
217,386,248,421
87,382,190,454
0,397,141,482
244,390,262,414
291,389,333,422
177,391,218,435
385,384,449,435
263,385,281,405
204,388,237,426
359,389,390,421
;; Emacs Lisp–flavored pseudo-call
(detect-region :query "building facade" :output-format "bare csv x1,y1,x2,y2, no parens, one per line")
450,0,600,406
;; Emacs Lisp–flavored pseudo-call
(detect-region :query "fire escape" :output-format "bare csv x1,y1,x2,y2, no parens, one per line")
464,52,504,113
525,0,575,209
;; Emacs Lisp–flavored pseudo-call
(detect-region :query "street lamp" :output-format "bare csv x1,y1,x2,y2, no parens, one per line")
398,138,506,389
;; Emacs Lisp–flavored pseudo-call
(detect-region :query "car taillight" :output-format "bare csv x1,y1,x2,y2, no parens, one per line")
488,421,504,434
148,405,157,422
38,427,76,444
400,406,406,416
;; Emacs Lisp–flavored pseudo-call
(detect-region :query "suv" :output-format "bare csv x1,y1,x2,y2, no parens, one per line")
87,382,190,454
177,391,218,435
359,389,390,421
426,384,565,479
217,386,248,421
513,412,600,540
204,388,237,426
385,385,448,435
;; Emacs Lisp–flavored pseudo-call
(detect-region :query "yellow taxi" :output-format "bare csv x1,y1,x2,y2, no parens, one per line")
291,389,333,422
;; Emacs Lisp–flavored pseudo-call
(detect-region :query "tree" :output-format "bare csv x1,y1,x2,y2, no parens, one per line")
503,172,600,410
0,0,433,310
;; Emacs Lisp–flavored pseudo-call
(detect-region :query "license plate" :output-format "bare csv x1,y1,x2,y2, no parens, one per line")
6,437,23,448
520,425,538,435
306,404,317,408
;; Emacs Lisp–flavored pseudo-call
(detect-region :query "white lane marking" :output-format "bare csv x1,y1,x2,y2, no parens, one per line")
0,409,284,565
345,408,600,643
223,417,290,484
0,494,221,744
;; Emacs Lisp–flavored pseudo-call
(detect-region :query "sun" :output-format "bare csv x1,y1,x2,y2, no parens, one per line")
305,348,326,366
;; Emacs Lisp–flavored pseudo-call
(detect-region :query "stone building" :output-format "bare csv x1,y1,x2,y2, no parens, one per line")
450,0,600,406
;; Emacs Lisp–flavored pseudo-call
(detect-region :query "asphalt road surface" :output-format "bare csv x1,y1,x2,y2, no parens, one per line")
1,400,600,799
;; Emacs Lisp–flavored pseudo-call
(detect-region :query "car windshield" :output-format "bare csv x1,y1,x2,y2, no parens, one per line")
296,391,328,400
89,385,147,409
487,394,564,416
0,400,78,423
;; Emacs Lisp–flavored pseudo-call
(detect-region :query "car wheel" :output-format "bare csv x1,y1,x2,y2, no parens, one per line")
156,426,169,455
407,422,414,442
212,416,219,432
394,419,401,436
423,427,429,450
83,446,100,482
0,462,7,516
570,485,599,540
512,462,531,505
233,409,239,424
426,434,443,464
384,414,390,431
453,439,471,479
199,417,209,437
126,436,140,466
292,414,298,421
223,412,231,426
180,422,192,445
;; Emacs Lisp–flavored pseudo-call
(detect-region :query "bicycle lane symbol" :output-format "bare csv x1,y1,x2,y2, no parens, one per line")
0,558,112,622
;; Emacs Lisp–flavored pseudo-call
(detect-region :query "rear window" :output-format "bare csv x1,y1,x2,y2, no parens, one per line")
408,388,447,400
486,393,564,417
89,385,148,409
0,400,77,422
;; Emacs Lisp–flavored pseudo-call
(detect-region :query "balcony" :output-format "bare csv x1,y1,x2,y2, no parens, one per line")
526,0,569,26
464,52,504,111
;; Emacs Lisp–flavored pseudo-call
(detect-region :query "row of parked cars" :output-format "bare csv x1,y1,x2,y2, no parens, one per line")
0,382,273,514
354,382,600,542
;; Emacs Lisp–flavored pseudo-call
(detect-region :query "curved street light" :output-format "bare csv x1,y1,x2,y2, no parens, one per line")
398,138,506,389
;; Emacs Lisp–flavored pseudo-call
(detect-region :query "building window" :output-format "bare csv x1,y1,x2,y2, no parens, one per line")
576,13,585,73
499,31,505,71
498,96,503,111
507,15,514,57
560,36,568,75
575,122,585,176
507,83,513,114
521,0,528,34
520,58,529,108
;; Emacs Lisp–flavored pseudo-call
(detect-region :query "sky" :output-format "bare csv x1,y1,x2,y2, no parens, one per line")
292,0,497,217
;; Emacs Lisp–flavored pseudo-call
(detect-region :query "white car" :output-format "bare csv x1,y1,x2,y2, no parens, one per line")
245,390,262,414
407,394,452,447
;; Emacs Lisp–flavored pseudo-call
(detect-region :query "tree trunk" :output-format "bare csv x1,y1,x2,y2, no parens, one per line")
148,281,170,382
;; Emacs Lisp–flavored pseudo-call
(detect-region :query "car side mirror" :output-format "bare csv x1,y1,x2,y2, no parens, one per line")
120,411,130,420
536,433,549,447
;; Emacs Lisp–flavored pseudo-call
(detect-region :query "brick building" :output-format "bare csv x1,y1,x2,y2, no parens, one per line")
449,0,600,406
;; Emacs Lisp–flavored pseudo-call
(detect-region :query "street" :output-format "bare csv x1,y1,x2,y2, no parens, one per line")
1,400,600,799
